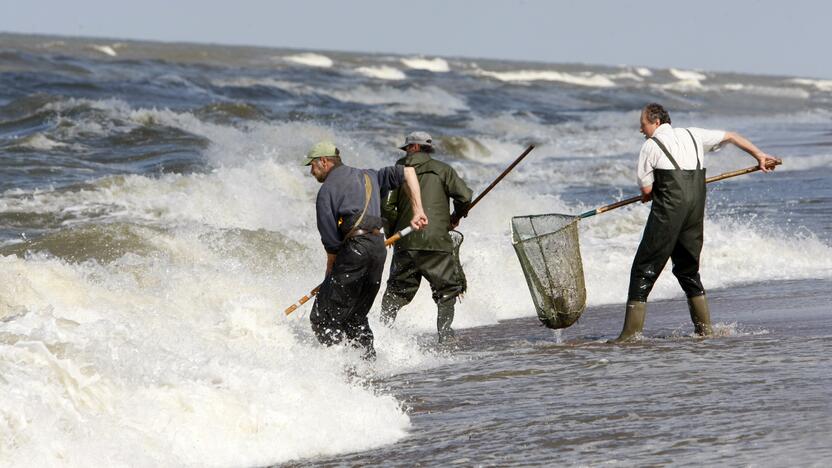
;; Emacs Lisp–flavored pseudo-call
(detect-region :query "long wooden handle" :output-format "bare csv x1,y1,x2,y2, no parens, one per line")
579,159,782,219
283,227,413,315
468,144,535,212
284,285,321,315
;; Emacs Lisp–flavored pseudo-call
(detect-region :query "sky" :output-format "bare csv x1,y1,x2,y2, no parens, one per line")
2,0,831,79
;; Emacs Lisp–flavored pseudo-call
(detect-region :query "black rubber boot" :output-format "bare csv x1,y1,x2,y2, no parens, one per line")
611,301,647,343
687,295,713,336
437,301,456,343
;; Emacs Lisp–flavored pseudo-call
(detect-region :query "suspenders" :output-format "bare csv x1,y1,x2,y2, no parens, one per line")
651,129,700,170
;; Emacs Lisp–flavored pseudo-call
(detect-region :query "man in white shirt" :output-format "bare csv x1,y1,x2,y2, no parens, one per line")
613,103,778,342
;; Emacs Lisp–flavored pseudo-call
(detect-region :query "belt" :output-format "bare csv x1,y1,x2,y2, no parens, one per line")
348,228,381,238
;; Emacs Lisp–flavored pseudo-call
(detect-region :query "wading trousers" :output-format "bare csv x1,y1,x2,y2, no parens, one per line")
380,249,466,339
311,233,386,359
628,166,707,302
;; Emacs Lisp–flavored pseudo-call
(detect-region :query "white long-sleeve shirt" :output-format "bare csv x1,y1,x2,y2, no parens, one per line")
637,123,726,187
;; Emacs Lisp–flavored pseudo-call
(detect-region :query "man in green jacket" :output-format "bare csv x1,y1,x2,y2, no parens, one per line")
380,131,473,342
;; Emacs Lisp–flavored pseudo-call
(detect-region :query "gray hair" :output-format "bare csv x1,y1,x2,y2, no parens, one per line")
643,103,671,125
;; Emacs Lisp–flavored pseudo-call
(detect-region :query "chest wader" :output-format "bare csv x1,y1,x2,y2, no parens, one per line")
379,167,467,343
614,130,713,342
311,174,386,359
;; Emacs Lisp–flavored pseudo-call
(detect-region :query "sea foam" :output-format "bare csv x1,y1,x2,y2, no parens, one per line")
789,78,832,92
355,66,407,80
400,57,450,72
473,68,616,87
283,53,334,68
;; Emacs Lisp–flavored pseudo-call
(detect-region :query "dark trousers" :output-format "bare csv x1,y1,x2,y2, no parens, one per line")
310,234,386,358
380,249,465,335
628,170,706,302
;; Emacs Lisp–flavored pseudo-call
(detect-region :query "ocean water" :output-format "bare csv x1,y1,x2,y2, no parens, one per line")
0,33,830,466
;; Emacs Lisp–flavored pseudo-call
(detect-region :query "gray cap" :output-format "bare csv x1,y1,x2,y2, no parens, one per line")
399,131,433,150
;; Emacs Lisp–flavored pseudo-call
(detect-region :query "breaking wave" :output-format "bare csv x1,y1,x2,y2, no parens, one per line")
283,53,334,68
400,57,450,72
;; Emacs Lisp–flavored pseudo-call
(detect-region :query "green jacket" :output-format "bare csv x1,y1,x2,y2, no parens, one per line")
383,151,473,252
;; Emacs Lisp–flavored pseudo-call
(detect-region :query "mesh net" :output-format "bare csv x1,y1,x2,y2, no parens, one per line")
511,214,586,329
449,230,467,295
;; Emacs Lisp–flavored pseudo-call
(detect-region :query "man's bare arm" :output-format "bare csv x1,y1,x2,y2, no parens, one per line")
723,132,779,172
403,166,428,230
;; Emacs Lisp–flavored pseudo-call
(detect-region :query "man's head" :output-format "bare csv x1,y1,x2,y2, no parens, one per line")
640,103,671,139
303,141,342,183
399,131,434,155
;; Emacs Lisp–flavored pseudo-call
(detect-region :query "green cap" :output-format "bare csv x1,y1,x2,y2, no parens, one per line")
302,141,339,166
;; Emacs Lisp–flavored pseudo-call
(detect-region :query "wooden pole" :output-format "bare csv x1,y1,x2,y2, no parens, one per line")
469,144,535,212
579,159,782,219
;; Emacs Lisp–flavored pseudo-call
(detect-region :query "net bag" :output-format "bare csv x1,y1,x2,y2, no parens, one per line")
511,214,586,329
449,230,467,295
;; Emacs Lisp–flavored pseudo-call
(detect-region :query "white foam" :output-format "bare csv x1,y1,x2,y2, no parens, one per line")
355,66,406,80
212,79,467,116
90,45,118,57
660,79,705,92
789,78,832,92
721,83,810,99
327,85,468,116
0,244,425,466
473,68,616,87
468,113,552,144
400,57,450,73
283,53,333,68
635,67,653,77
20,133,67,150
658,68,709,91
768,153,832,171
669,68,707,81
605,70,646,82
468,110,640,162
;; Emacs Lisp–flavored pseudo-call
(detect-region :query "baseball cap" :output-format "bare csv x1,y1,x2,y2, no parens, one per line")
303,141,339,166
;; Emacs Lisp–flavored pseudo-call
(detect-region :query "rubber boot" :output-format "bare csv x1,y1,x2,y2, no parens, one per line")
380,293,407,327
687,294,713,336
611,301,646,343
437,301,456,343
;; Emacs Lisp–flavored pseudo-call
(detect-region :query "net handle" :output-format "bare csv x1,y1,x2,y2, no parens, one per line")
468,144,535,212
578,159,782,219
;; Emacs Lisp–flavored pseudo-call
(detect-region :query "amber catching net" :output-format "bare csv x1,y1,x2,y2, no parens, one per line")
510,214,586,329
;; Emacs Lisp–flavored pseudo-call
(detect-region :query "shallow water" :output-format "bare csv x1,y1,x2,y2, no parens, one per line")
296,279,832,467
0,33,830,466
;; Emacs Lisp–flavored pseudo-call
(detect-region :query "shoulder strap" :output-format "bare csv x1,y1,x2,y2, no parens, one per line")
684,128,701,170
650,136,681,170
345,173,373,238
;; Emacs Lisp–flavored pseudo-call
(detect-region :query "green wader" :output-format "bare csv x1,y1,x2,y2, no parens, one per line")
380,152,472,342
616,129,711,341
380,249,465,342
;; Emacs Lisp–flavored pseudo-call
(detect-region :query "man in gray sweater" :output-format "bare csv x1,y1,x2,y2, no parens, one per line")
305,141,427,359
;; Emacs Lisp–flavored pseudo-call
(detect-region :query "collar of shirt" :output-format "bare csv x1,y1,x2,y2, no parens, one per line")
653,123,674,138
